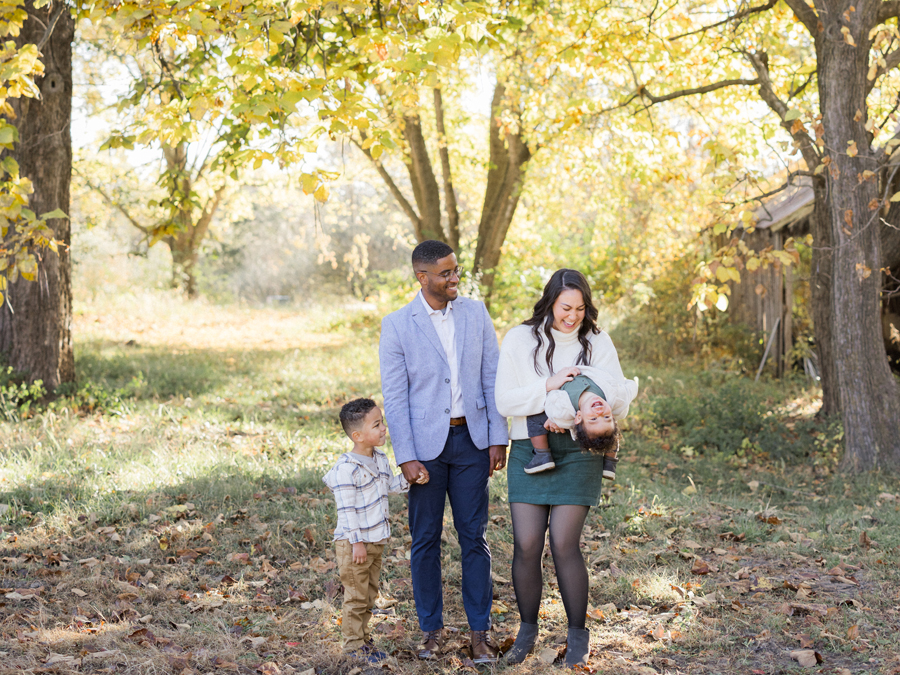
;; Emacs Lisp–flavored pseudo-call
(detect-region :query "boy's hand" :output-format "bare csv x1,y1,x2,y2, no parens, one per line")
416,468,430,484
352,542,367,564
544,419,564,433
400,460,427,484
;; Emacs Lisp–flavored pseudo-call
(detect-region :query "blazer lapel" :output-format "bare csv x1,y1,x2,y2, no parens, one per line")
411,300,449,365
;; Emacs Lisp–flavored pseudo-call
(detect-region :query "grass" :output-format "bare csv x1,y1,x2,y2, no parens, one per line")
1,291,899,674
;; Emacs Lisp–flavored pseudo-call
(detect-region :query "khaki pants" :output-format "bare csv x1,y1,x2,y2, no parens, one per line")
335,539,385,652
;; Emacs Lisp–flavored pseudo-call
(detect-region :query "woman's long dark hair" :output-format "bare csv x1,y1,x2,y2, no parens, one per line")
522,269,601,375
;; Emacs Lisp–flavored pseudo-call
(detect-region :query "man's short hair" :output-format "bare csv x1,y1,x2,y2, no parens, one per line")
412,240,454,268
339,398,377,437
573,420,620,455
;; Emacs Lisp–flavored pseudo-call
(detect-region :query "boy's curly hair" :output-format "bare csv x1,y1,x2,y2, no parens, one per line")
573,419,620,456
339,398,377,437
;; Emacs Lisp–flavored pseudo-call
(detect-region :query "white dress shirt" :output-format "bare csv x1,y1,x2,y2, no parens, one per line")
419,291,465,417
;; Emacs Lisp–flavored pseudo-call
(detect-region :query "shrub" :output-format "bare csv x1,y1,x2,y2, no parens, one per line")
0,367,46,422
649,378,818,460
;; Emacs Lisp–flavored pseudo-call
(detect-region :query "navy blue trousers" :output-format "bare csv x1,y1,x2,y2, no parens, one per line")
408,424,492,632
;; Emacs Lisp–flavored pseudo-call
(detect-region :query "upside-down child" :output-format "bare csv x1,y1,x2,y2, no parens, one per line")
524,366,638,480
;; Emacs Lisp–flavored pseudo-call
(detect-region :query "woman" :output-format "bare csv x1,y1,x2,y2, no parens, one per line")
495,269,627,667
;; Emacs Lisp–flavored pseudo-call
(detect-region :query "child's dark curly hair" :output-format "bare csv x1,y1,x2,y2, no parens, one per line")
573,419,620,455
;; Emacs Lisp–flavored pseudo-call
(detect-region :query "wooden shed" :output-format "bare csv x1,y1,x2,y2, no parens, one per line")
726,180,813,377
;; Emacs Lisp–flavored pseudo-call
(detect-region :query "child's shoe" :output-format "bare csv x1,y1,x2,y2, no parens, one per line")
602,455,618,481
524,449,556,474
351,642,388,663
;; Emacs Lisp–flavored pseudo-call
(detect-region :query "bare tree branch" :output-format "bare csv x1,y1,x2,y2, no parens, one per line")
744,50,820,170
782,0,819,35
668,0,778,41
352,133,421,231
789,70,816,100
602,78,759,115
35,2,66,52
74,166,152,235
746,171,816,223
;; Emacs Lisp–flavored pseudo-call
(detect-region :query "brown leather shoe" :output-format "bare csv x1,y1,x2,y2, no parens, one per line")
471,629,498,664
417,629,444,659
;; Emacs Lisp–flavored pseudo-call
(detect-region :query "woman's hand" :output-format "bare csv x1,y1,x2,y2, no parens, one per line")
545,367,580,391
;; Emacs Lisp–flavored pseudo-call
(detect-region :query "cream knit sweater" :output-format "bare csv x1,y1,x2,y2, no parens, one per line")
495,323,627,440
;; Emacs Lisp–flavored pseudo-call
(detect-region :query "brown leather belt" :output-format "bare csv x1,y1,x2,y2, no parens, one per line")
449,416,467,426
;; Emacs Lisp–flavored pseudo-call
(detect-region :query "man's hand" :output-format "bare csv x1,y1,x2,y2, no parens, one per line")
488,445,507,476
352,542,367,564
401,460,429,484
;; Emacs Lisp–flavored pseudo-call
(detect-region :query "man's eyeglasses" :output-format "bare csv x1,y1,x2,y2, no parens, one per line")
419,266,462,280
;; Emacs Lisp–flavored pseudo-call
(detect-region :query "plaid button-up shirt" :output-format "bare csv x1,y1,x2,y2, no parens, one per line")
323,450,409,544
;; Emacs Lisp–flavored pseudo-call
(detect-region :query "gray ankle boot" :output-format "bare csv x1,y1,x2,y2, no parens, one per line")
564,627,590,667
504,622,539,664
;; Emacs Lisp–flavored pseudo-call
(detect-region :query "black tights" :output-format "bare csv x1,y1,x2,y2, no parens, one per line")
510,502,590,629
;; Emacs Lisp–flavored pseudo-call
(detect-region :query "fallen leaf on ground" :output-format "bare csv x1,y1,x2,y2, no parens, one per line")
691,559,710,575
586,606,606,621
790,649,823,667
539,647,559,664
375,595,398,609
83,650,121,660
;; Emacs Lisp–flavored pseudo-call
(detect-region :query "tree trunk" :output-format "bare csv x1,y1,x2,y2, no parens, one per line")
816,0,900,470
163,188,224,299
362,82,531,300
160,143,224,299
0,1,74,391
402,114,445,242
808,183,840,416
472,83,532,295
433,88,460,251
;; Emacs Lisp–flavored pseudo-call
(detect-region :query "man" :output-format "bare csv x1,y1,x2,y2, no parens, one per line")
379,240,509,663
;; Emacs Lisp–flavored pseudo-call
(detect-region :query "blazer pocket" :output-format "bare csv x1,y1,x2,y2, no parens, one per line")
410,407,426,419
476,397,486,410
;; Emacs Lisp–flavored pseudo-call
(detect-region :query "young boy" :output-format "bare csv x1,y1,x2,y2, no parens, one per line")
524,366,638,480
323,398,428,662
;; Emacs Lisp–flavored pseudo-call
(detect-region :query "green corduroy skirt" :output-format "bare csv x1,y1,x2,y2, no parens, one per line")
506,435,605,506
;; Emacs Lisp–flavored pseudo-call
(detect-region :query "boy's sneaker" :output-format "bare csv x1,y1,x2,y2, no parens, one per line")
350,642,388,662
524,449,556,474
602,455,618,481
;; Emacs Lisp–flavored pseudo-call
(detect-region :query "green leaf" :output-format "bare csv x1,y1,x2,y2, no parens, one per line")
39,208,68,220
784,109,801,121
0,126,18,146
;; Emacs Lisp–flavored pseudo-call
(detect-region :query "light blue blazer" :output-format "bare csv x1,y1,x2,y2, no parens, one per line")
379,293,509,466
